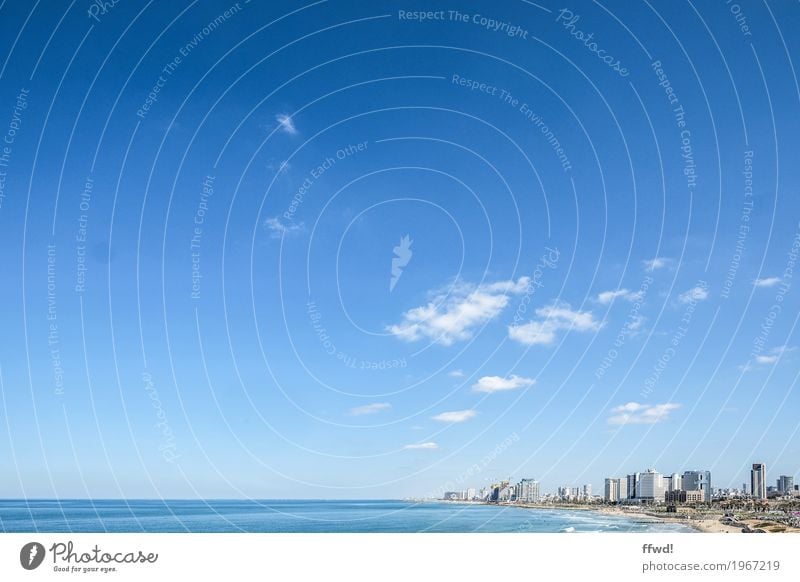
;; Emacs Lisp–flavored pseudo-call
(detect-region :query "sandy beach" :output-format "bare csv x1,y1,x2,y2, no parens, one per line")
512,502,800,533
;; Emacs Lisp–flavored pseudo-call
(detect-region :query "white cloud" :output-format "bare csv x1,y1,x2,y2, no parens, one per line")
643,257,670,271
608,402,680,425
754,277,781,288
751,345,795,367
276,113,297,135
264,216,305,238
432,409,477,423
678,285,708,303
403,442,438,450
348,402,391,416
447,369,465,378
508,301,603,346
472,374,535,393
626,315,645,332
387,276,530,345
596,289,642,304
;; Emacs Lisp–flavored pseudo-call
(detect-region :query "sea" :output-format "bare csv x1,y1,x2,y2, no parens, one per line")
0,500,694,533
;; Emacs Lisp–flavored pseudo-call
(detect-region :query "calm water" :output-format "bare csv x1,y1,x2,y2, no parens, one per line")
0,500,694,533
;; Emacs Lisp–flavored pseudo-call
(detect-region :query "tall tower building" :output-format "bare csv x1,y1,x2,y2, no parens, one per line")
751,463,767,499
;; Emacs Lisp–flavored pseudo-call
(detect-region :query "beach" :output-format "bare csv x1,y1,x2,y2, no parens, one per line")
512,502,800,533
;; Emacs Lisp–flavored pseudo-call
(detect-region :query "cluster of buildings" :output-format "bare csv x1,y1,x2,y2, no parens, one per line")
603,469,711,504
443,478,542,503
603,463,799,505
441,463,798,506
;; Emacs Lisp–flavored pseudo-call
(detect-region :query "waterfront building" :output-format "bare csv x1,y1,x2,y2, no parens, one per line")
516,479,540,503
682,470,712,502
604,478,625,502
668,473,682,492
637,468,665,502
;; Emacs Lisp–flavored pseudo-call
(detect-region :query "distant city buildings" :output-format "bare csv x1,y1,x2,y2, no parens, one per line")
751,463,767,500
439,460,792,506
610,467,712,505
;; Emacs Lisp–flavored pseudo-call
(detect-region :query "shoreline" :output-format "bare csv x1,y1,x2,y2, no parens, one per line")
487,502,799,533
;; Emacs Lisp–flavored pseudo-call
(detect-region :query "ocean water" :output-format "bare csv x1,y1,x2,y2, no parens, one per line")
0,500,694,533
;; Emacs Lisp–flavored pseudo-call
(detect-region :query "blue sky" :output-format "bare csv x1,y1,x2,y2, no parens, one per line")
0,0,799,499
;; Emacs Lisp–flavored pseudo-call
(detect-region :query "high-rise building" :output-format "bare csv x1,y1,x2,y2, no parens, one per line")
637,468,666,502
751,463,767,499
682,471,712,502
626,473,640,499
604,478,625,502
777,475,794,495
583,484,592,499
516,479,540,503
668,473,682,492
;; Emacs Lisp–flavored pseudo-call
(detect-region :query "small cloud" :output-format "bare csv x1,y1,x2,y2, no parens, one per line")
387,276,530,345
432,410,477,423
264,216,305,239
754,277,781,288
678,285,708,303
349,402,391,416
608,402,680,425
447,369,465,378
404,442,438,450
643,257,670,271
276,113,297,135
508,301,603,346
472,374,535,393
750,345,795,368
596,289,642,305
626,315,645,332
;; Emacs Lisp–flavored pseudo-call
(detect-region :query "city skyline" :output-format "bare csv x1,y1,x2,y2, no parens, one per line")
435,459,799,503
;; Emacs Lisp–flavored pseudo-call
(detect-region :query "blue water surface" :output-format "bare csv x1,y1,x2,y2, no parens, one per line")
0,500,694,533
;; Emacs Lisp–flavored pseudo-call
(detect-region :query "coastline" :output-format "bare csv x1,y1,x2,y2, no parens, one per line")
499,502,799,533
